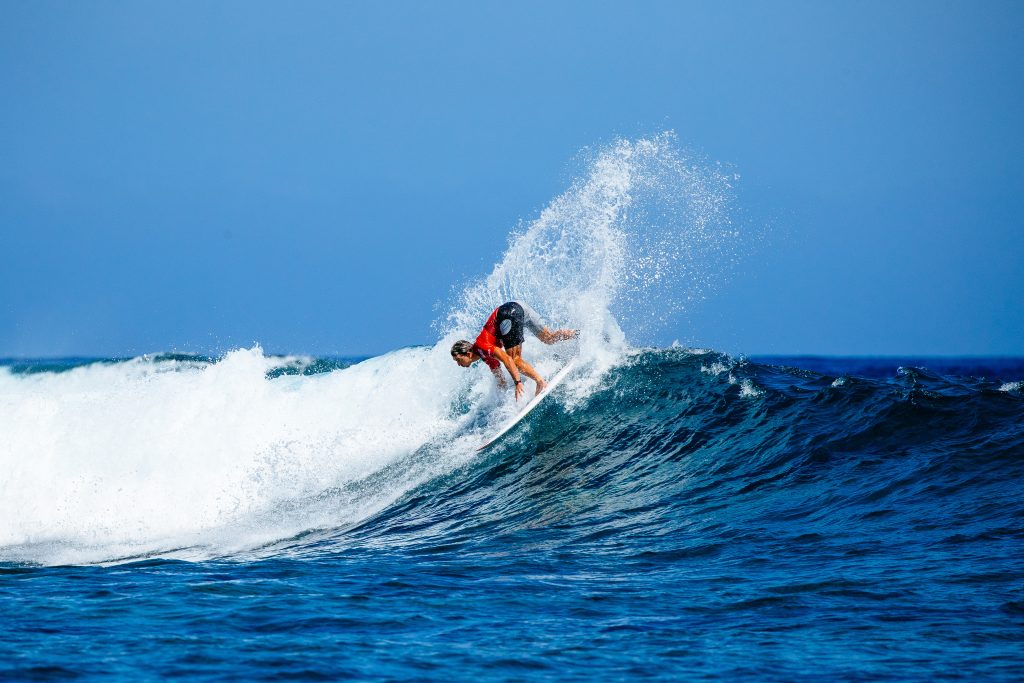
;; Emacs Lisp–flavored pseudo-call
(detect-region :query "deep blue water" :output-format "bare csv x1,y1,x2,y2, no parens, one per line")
2,352,1023,680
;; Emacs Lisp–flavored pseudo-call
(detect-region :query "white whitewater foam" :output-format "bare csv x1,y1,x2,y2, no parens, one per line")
725,372,764,398
0,347,486,564
702,362,730,375
739,379,765,398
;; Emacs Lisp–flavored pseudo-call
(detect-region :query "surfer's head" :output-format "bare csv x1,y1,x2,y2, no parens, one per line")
450,340,476,367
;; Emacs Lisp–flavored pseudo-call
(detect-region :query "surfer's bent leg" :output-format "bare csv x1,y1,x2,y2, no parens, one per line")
514,301,546,336
514,301,578,345
512,301,577,344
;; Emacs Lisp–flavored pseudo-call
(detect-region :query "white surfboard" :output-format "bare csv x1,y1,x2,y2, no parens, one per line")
477,360,576,451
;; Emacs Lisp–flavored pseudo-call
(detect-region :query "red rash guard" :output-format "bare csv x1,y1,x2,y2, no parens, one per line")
473,307,502,370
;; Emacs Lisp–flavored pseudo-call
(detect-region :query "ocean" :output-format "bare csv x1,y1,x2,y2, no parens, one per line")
2,136,1022,679
1,351,1022,680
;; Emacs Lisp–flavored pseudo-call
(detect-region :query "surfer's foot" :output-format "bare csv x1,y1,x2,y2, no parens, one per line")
536,380,548,396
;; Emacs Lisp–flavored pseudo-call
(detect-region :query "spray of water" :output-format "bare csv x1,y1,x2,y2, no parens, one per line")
446,132,738,351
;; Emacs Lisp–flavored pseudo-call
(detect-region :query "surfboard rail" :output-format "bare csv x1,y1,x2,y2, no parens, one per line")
477,360,576,451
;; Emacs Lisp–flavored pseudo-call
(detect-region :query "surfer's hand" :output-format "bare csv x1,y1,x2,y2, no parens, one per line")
514,382,524,401
535,380,547,397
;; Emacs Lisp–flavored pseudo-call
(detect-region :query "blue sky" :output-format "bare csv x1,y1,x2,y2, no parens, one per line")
1,1,1021,357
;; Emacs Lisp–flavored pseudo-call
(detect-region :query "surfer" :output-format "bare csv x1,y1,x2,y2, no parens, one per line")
451,301,577,401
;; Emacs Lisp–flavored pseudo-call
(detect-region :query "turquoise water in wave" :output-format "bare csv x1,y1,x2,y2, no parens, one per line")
2,351,1022,680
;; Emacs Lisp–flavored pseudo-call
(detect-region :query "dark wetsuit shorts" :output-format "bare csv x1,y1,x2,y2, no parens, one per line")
496,300,545,348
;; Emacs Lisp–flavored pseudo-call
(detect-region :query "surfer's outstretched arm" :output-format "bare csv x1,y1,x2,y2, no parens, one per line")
512,356,548,396
492,346,525,401
506,344,547,395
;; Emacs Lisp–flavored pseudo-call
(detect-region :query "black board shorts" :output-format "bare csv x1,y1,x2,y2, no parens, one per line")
496,301,545,348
